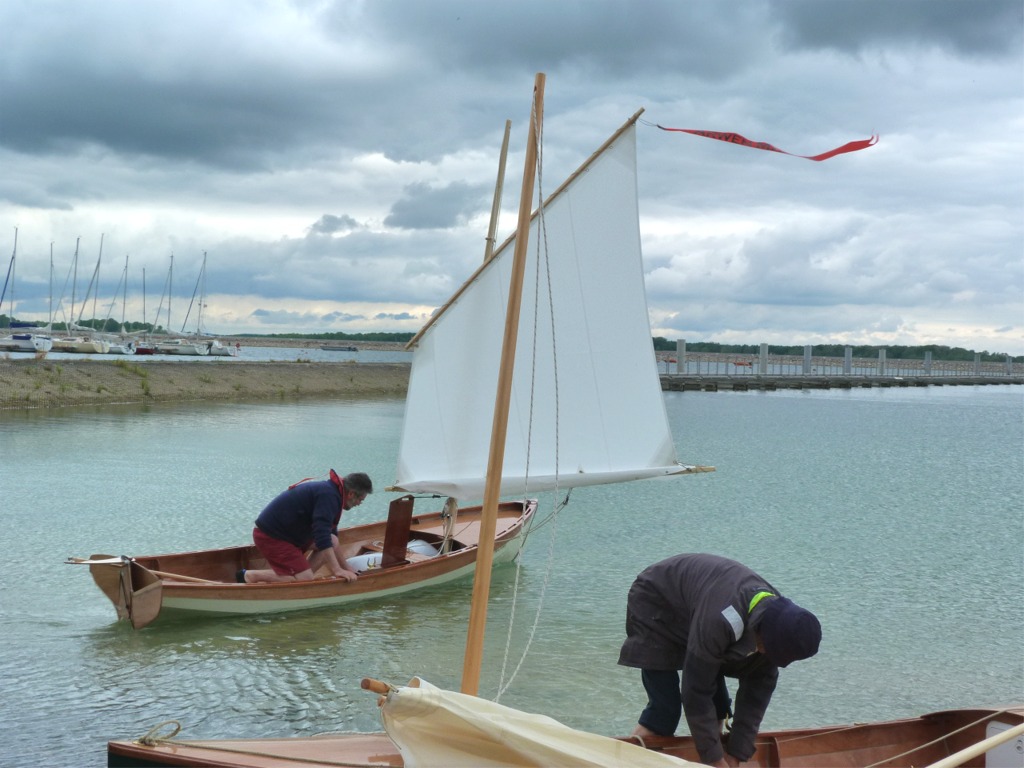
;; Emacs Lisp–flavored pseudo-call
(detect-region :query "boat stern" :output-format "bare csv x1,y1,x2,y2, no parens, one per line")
77,555,164,629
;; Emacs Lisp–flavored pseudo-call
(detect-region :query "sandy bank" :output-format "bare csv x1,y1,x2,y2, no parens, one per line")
0,358,410,410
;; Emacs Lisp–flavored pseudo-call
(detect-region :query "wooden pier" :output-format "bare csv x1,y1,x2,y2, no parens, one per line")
656,345,1022,391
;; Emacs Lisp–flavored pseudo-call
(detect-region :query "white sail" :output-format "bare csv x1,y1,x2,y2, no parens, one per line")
394,122,692,501
379,677,698,767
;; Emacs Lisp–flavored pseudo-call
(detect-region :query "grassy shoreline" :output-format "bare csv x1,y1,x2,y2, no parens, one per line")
0,358,410,410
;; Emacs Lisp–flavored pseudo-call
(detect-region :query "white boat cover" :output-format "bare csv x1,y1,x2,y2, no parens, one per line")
394,123,691,501
380,677,699,767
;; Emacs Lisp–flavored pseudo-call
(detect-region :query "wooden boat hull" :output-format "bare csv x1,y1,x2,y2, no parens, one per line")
76,499,535,628
105,706,1024,767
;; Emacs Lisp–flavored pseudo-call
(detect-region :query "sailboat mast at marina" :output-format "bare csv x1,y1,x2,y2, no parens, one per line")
50,236,110,354
151,251,234,356
0,227,54,353
97,253,135,354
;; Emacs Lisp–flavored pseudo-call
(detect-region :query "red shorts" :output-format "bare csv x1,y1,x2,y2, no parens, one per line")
253,527,312,576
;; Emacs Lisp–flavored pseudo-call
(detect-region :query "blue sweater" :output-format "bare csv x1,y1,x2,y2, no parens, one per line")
254,479,343,551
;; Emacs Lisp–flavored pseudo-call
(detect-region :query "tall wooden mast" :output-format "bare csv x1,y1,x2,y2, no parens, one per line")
461,73,545,695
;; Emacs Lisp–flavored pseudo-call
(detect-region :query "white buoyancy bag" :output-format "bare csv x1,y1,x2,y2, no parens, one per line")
346,539,440,572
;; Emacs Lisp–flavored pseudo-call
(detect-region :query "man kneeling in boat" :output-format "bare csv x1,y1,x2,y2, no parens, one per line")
238,470,373,584
619,553,821,767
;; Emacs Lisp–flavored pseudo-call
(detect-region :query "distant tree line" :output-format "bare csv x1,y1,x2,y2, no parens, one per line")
238,331,417,343
653,337,1022,363
0,315,165,334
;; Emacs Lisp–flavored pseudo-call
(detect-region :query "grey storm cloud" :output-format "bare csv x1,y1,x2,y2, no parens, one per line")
309,215,362,236
384,182,489,230
0,0,1019,353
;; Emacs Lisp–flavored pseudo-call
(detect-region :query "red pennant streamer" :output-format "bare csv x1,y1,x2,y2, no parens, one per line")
656,126,878,161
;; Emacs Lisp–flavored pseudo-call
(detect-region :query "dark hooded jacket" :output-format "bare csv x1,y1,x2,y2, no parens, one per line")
618,553,782,763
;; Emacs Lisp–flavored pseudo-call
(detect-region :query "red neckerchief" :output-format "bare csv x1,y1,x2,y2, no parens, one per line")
288,470,343,491
328,469,344,496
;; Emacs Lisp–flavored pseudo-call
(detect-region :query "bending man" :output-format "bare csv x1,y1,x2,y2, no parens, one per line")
239,470,373,584
619,553,821,767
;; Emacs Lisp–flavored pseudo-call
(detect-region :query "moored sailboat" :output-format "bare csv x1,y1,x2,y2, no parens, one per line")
154,337,210,355
0,228,53,353
0,331,53,352
207,338,239,356
97,253,136,354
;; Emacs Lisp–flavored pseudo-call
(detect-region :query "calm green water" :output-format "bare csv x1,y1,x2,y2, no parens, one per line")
1,385,1021,766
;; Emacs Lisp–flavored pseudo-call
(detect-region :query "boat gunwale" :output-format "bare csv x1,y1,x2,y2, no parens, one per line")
105,705,1024,768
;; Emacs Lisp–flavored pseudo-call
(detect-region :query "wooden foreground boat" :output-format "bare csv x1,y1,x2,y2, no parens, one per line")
70,496,535,629
106,700,1024,767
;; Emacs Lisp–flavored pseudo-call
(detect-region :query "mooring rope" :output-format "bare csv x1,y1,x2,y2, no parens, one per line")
136,720,182,745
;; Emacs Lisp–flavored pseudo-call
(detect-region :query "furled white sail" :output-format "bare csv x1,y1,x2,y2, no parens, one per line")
394,121,692,501
380,677,699,767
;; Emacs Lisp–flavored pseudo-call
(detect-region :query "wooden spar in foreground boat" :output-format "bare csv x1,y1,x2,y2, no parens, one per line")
461,72,544,697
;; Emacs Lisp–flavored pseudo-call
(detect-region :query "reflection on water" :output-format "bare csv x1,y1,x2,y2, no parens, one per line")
1,386,1021,767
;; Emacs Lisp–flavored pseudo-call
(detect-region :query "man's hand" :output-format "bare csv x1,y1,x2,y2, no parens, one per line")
333,568,358,582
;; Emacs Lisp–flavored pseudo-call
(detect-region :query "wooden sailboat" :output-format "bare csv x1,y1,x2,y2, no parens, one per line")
101,77,1018,767
68,500,535,629
69,76,705,631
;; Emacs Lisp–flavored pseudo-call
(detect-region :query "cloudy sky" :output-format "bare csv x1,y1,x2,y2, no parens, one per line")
2,0,1022,354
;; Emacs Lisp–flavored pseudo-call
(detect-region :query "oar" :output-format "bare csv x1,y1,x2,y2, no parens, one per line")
67,557,222,584
147,569,221,584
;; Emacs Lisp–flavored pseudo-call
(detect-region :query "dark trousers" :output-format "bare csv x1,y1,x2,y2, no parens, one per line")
638,669,733,736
